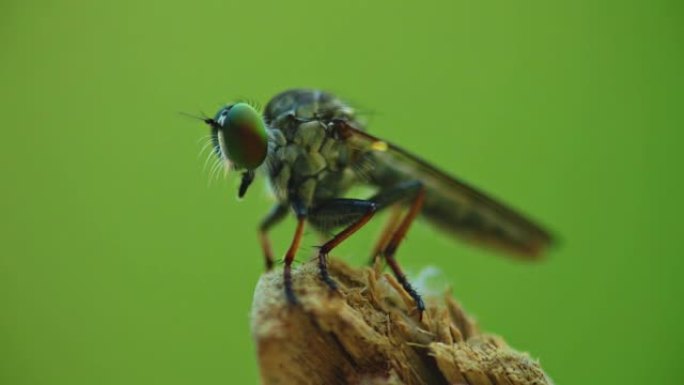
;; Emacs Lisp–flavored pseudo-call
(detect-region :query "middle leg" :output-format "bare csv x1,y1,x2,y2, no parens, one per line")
309,199,378,290
308,180,425,294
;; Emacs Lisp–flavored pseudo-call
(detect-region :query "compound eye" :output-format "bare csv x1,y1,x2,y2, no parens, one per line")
214,103,268,170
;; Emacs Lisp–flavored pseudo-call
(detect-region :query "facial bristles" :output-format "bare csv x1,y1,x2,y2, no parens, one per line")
235,98,263,113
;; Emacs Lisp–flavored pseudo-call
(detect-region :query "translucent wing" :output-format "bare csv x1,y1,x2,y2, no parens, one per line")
335,121,553,259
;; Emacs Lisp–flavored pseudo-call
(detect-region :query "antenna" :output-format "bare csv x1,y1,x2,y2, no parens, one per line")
179,111,215,126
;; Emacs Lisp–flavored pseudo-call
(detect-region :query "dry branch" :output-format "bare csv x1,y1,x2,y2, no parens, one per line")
251,259,553,385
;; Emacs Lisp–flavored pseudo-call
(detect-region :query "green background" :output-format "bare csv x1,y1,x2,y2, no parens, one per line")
1,0,682,384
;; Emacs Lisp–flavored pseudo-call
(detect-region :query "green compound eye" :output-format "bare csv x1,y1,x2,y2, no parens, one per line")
214,103,268,170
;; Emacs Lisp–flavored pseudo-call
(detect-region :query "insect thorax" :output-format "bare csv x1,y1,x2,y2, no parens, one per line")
263,90,363,208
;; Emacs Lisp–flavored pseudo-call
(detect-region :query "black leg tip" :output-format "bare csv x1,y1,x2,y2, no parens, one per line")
322,275,338,292
413,295,426,321
317,251,338,292
319,266,339,293
413,294,425,320
399,278,425,317
284,285,299,306
415,296,426,311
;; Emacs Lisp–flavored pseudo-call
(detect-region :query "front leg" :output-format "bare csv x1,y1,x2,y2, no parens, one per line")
258,204,288,270
283,198,308,305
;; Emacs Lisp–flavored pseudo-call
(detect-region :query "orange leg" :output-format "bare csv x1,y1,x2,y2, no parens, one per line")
369,206,403,266
308,199,379,290
258,204,288,271
258,231,274,270
317,204,377,290
283,217,306,304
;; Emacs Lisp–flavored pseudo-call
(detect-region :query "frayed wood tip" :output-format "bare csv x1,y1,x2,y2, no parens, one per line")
251,260,553,385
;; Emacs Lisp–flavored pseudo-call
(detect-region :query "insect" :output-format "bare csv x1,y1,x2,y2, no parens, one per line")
202,89,553,315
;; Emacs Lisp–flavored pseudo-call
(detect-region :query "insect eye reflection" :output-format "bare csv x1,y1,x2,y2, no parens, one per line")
214,106,231,127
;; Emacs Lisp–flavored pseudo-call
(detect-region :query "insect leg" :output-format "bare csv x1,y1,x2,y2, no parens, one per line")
382,185,427,316
283,216,306,304
258,204,288,271
368,206,402,266
309,199,378,290
283,199,308,305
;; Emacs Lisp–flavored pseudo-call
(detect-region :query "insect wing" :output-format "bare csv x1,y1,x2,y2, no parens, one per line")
337,122,553,259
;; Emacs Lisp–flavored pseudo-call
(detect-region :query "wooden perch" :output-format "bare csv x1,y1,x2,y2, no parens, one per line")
251,259,553,385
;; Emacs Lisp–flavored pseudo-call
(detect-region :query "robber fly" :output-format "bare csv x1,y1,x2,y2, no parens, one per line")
202,89,553,315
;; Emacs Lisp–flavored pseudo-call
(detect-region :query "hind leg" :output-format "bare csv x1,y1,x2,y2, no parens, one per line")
381,186,427,316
